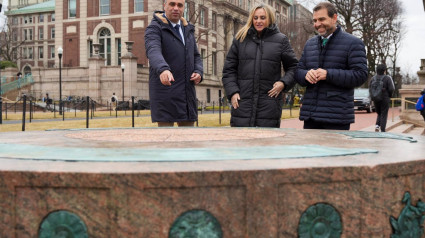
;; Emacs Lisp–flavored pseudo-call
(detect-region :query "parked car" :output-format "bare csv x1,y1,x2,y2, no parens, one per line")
354,88,375,113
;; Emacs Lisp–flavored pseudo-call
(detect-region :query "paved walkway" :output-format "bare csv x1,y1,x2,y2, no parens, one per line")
281,107,401,131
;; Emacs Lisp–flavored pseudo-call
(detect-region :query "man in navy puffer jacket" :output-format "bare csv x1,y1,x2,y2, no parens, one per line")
296,2,368,130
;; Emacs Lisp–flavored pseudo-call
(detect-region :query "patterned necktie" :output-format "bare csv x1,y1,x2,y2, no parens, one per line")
174,24,183,41
322,38,328,47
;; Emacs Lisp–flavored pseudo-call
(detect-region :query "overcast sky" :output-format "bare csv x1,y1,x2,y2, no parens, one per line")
397,0,425,77
0,0,7,30
0,0,423,77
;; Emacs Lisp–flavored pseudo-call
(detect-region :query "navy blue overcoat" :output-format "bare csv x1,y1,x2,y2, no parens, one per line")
145,11,203,122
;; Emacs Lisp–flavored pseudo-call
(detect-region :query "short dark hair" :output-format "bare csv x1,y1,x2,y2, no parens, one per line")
313,2,337,18
376,64,387,75
421,89,425,95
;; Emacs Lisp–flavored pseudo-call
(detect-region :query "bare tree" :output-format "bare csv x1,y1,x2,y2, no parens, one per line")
0,18,26,62
318,0,405,79
279,5,315,59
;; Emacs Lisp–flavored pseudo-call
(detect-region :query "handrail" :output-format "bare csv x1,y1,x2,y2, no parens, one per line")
0,75,34,95
389,97,419,122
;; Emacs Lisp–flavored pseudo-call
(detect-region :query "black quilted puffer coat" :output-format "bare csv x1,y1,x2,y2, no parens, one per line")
222,25,298,127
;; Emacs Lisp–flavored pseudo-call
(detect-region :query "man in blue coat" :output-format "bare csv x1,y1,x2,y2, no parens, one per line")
145,0,203,127
296,2,368,130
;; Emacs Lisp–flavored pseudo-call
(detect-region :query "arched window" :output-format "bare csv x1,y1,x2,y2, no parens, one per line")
98,28,111,65
23,66,32,76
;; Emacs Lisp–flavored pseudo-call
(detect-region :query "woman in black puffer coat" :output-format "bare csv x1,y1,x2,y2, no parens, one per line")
222,3,298,127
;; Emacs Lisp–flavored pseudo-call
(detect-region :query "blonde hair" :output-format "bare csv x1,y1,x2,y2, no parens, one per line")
235,3,275,42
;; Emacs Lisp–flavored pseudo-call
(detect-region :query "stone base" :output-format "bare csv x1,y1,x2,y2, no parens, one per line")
0,128,424,237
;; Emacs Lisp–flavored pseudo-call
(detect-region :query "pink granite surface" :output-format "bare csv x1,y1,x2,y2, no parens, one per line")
0,128,424,237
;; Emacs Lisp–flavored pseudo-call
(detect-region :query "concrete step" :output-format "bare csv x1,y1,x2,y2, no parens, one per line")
409,127,425,136
387,123,415,134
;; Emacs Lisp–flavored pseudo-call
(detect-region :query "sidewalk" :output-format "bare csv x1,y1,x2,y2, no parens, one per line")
280,107,401,131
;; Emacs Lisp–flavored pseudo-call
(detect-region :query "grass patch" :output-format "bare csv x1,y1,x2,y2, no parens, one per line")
0,109,299,132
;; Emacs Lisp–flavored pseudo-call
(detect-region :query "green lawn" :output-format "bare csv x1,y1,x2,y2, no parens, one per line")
0,109,300,132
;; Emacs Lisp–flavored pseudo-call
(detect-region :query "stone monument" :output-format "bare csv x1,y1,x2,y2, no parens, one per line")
0,127,424,237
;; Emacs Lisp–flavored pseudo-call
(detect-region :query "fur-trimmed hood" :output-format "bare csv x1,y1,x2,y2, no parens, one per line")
153,11,189,27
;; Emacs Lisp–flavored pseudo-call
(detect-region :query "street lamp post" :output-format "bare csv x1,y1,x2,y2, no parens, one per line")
58,47,63,118
121,64,125,103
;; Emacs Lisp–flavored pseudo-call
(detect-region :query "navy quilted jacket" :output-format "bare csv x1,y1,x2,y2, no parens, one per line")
296,26,368,124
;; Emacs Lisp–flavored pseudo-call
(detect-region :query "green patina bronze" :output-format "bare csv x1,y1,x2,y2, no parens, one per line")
298,203,342,238
39,210,88,238
334,131,417,143
0,143,377,162
169,210,223,238
390,192,425,238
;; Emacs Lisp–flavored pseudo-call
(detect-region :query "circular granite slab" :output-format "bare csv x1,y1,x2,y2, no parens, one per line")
0,127,422,165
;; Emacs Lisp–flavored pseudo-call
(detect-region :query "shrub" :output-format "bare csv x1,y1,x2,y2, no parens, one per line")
1,61,18,69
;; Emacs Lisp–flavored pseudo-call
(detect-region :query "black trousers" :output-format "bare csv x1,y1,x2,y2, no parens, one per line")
374,99,390,132
421,109,425,122
303,119,350,130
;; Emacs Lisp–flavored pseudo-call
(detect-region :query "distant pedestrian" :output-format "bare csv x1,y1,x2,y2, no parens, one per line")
369,64,395,132
45,93,52,111
111,92,118,111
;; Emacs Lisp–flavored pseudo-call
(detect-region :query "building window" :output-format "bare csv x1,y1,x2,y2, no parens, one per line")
212,12,217,31
50,46,55,58
28,47,33,59
99,28,112,65
212,52,217,76
39,27,44,40
39,14,44,22
207,89,211,103
29,29,33,40
238,0,242,8
100,0,110,15
200,8,205,26
51,27,55,39
69,0,77,18
24,29,28,40
23,48,27,59
39,46,44,59
135,0,144,12
201,48,206,72
116,38,121,65
51,13,55,21
88,40,93,58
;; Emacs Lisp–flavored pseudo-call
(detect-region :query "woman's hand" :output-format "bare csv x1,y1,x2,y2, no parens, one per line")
231,93,240,109
268,81,284,98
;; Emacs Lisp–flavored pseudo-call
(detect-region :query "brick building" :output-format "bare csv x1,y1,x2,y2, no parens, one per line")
6,0,292,104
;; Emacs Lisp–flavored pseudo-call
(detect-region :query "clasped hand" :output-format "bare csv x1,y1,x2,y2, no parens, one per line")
305,68,327,84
